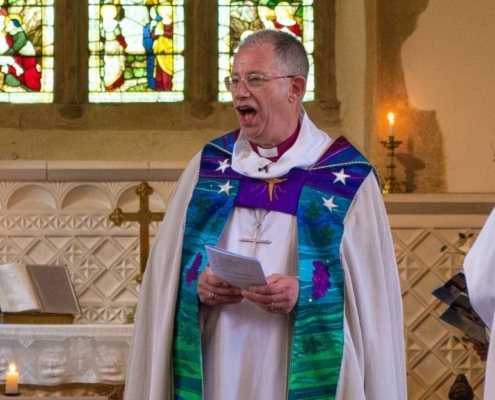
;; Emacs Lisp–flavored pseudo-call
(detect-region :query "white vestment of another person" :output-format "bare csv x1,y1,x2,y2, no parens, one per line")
124,111,407,400
464,206,495,398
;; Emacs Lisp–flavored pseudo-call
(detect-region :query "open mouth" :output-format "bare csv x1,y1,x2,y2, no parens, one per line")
237,105,257,124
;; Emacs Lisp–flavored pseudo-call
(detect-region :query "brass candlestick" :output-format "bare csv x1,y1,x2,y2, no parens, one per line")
381,137,402,194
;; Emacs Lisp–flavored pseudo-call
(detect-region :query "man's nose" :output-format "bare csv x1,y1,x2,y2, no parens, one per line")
234,79,251,97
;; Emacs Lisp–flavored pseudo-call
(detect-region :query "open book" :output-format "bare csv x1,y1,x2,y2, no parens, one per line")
432,270,487,343
0,263,81,315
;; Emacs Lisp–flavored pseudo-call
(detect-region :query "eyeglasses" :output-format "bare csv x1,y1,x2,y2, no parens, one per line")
224,73,295,92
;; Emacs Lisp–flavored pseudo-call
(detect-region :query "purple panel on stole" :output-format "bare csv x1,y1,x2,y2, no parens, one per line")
235,168,308,215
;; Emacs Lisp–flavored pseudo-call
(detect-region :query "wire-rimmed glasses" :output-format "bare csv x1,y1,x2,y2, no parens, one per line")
224,73,295,92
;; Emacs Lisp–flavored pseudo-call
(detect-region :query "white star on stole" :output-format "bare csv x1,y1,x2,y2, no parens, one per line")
332,168,351,184
216,159,231,173
218,181,234,196
322,196,338,212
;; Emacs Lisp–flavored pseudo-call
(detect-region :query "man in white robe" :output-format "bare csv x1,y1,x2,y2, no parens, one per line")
124,29,407,400
464,207,495,398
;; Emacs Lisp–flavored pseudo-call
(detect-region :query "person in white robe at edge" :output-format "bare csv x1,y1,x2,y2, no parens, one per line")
124,29,407,400
464,206,495,399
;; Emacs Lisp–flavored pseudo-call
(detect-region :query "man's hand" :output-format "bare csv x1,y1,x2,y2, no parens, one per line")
242,274,299,314
469,338,489,362
197,267,243,306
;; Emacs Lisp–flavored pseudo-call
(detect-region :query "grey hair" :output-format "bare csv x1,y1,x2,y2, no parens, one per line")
238,29,309,79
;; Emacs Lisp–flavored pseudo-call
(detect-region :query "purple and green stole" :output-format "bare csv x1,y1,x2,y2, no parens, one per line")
172,131,376,400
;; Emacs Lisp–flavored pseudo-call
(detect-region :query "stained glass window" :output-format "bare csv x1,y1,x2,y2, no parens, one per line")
218,0,314,102
88,0,185,103
0,0,54,104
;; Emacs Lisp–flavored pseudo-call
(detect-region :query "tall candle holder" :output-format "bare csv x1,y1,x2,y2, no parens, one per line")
381,136,403,194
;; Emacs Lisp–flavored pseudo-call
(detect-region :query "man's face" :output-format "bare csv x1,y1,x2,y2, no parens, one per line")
231,42,295,148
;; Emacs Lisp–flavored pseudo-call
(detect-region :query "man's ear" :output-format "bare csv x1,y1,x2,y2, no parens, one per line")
288,76,306,102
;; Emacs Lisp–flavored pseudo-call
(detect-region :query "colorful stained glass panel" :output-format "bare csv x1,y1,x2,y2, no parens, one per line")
0,0,54,104
88,0,184,103
218,0,314,102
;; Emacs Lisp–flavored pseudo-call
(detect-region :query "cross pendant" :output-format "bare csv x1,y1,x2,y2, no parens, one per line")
239,220,272,257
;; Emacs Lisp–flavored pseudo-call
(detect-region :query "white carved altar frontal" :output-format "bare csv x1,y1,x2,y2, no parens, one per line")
0,324,133,386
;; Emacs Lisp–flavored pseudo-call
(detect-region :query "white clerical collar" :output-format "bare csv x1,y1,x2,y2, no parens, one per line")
257,146,278,158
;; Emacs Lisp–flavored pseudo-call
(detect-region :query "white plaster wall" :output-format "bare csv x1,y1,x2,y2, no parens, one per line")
402,0,495,193
335,0,367,154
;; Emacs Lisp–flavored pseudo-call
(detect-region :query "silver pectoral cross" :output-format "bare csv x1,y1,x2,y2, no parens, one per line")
239,219,272,257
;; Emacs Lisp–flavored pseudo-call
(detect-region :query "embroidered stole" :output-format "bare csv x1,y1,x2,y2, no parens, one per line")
172,131,375,400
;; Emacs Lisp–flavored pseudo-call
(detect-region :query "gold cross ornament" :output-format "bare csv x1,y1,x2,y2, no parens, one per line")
109,182,165,281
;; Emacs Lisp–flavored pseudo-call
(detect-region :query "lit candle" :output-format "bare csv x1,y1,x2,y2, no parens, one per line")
5,363,19,394
388,112,395,139
388,113,395,138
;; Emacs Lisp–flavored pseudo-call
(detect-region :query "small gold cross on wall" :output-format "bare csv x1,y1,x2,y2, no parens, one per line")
109,182,165,281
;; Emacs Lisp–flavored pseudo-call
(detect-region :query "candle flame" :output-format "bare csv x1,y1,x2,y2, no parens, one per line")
8,363,16,373
388,112,395,125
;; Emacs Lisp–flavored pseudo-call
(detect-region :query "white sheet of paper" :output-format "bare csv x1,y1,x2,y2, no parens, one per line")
205,245,267,290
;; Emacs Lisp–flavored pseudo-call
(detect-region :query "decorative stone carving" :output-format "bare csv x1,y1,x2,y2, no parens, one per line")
0,180,175,324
